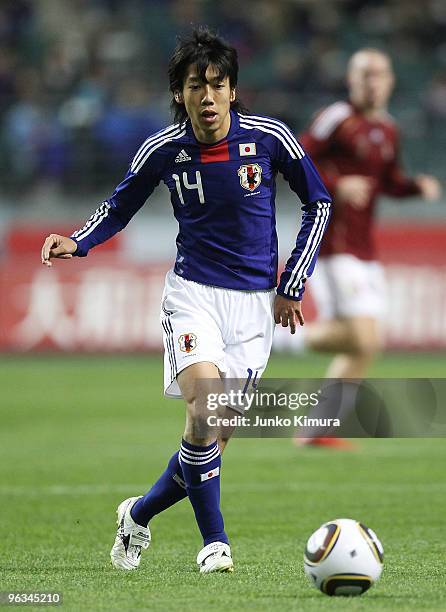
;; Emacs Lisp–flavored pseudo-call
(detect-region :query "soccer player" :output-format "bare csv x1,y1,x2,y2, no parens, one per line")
40,29,331,572
290,49,442,447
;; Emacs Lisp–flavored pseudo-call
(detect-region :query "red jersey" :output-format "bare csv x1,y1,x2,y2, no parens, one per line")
300,101,420,260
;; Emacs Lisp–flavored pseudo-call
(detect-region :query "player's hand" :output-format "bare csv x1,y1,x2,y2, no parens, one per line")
274,294,304,334
335,175,375,209
41,234,77,267
415,174,442,201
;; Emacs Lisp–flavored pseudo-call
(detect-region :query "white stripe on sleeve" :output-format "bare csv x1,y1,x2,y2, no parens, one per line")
284,202,330,296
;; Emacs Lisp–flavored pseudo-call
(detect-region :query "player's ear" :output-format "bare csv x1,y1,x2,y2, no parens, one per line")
230,88,236,103
174,91,183,104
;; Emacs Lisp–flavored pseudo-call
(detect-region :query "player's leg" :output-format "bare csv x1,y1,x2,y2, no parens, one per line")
176,287,274,573
139,274,232,572
296,256,385,448
111,271,229,571
130,428,231,535
129,449,187,526
306,315,382,377
176,360,234,573
293,316,381,447
306,255,385,375
115,364,231,573
182,288,274,571
129,428,231,536
131,272,228,519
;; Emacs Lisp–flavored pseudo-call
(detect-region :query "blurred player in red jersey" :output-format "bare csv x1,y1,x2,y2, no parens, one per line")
293,48,442,447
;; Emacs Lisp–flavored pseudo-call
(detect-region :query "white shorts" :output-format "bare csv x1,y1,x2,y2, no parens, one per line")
161,270,275,398
310,254,387,320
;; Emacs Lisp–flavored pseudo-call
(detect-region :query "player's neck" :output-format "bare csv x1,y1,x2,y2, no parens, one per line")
191,112,232,144
351,100,387,120
362,107,386,120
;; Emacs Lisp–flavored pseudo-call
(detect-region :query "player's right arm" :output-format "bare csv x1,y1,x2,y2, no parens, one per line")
40,130,168,266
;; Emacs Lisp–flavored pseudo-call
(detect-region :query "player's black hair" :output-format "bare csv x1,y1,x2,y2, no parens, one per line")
168,27,248,123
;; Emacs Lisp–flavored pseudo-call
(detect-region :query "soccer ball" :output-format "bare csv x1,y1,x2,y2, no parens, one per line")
304,518,384,596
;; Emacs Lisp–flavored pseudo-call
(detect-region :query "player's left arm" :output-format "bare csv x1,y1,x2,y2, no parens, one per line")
272,126,332,333
383,133,442,200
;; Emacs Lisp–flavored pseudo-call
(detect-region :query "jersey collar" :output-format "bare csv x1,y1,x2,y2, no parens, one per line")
185,109,239,145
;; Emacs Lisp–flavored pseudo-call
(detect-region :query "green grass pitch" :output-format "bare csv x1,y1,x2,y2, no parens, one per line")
1,353,445,611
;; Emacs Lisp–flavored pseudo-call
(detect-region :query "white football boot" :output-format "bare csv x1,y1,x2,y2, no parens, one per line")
110,496,151,570
197,542,234,573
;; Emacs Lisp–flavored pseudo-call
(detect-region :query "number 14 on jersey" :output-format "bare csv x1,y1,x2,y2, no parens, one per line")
172,171,205,205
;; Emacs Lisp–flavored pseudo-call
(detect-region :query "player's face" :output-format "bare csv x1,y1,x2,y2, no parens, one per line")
179,64,236,144
348,54,394,111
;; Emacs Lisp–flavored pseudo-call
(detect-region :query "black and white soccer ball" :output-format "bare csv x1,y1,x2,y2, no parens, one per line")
304,518,384,596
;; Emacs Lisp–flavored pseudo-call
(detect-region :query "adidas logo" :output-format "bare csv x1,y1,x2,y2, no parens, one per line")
175,149,191,163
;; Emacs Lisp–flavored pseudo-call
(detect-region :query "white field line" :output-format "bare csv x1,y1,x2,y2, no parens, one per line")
0,482,445,497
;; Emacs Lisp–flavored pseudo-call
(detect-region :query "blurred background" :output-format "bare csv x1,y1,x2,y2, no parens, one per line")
0,0,445,354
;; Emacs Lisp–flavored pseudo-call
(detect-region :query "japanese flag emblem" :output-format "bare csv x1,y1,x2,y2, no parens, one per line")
179,333,197,353
237,163,262,191
239,143,256,156
200,466,220,482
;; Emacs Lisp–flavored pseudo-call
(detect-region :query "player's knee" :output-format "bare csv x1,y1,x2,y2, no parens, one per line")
184,400,214,445
350,332,382,357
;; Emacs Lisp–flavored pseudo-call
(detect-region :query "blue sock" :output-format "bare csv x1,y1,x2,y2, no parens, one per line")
179,439,228,546
130,451,188,526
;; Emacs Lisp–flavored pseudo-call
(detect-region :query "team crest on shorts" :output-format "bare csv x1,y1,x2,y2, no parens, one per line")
178,333,197,353
237,163,262,191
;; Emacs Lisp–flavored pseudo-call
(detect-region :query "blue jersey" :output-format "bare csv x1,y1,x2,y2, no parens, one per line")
71,111,331,300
